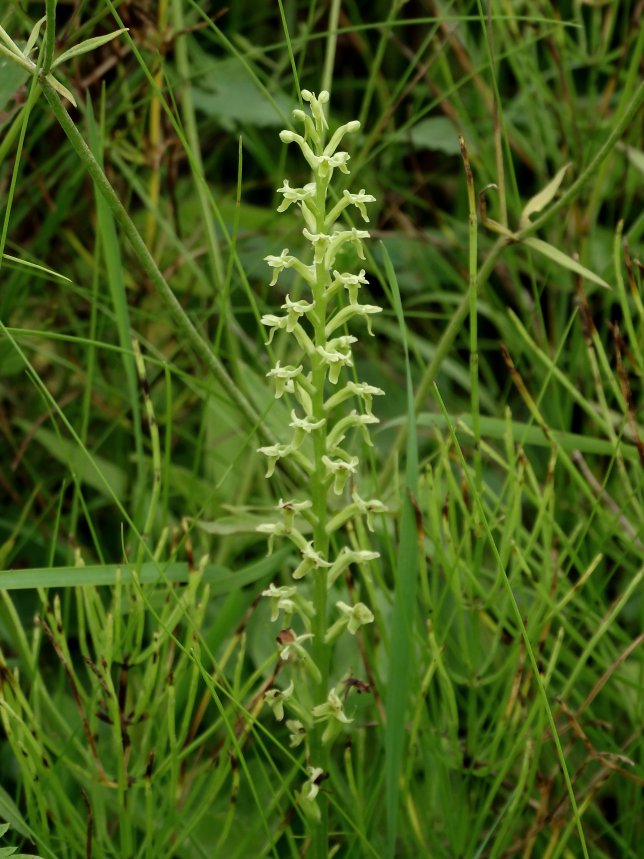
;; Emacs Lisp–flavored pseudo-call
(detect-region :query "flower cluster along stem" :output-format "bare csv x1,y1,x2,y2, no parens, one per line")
257,89,386,849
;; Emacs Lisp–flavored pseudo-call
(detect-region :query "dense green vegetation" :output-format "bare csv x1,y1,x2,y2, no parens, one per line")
0,1,642,857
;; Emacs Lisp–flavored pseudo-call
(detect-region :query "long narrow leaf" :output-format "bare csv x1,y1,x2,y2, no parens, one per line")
0,42,33,73
86,96,145,504
523,236,610,288
44,72,77,107
25,16,46,56
2,252,71,282
0,549,289,592
0,25,27,58
394,413,641,462
0,790,28,838
519,162,571,227
51,29,128,69
382,243,419,859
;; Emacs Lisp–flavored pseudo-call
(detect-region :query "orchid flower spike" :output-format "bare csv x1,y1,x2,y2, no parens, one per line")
258,91,384,758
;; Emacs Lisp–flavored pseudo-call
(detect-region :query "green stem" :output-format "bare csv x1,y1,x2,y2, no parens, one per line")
309,165,331,859
44,0,56,73
460,137,481,504
478,0,508,227
321,0,341,96
132,340,162,568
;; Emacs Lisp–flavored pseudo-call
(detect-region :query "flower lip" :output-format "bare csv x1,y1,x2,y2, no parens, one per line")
321,454,359,495
264,681,295,721
311,688,353,724
333,268,369,286
257,442,294,477
267,361,303,379
342,188,376,222
276,179,316,212
304,765,327,801
266,362,303,398
336,600,375,634
282,295,315,330
289,410,326,432
291,540,333,580
286,719,306,748
301,541,332,567
262,583,297,621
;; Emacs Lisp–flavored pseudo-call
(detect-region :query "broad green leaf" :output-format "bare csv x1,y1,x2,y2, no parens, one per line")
190,57,291,130
0,562,208,590
519,162,571,227
408,116,462,155
14,421,127,498
51,28,128,69
0,819,43,859
0,56,28,125
386,116,463,155
522,236,610,288
0,817,44,859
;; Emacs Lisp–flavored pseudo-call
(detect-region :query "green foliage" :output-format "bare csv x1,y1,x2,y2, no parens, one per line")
0,1,642,857
0,823,44,859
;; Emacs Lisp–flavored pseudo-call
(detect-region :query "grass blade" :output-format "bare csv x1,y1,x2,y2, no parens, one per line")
382,242,419,858
0,548,290,592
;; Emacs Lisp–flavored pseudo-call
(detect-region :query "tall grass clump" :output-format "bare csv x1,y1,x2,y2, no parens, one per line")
0,1,642,857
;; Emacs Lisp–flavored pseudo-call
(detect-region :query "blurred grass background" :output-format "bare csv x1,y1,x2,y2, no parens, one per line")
0,1,642,857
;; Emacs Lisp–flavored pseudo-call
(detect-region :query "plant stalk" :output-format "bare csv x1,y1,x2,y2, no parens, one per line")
309,145,331,859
